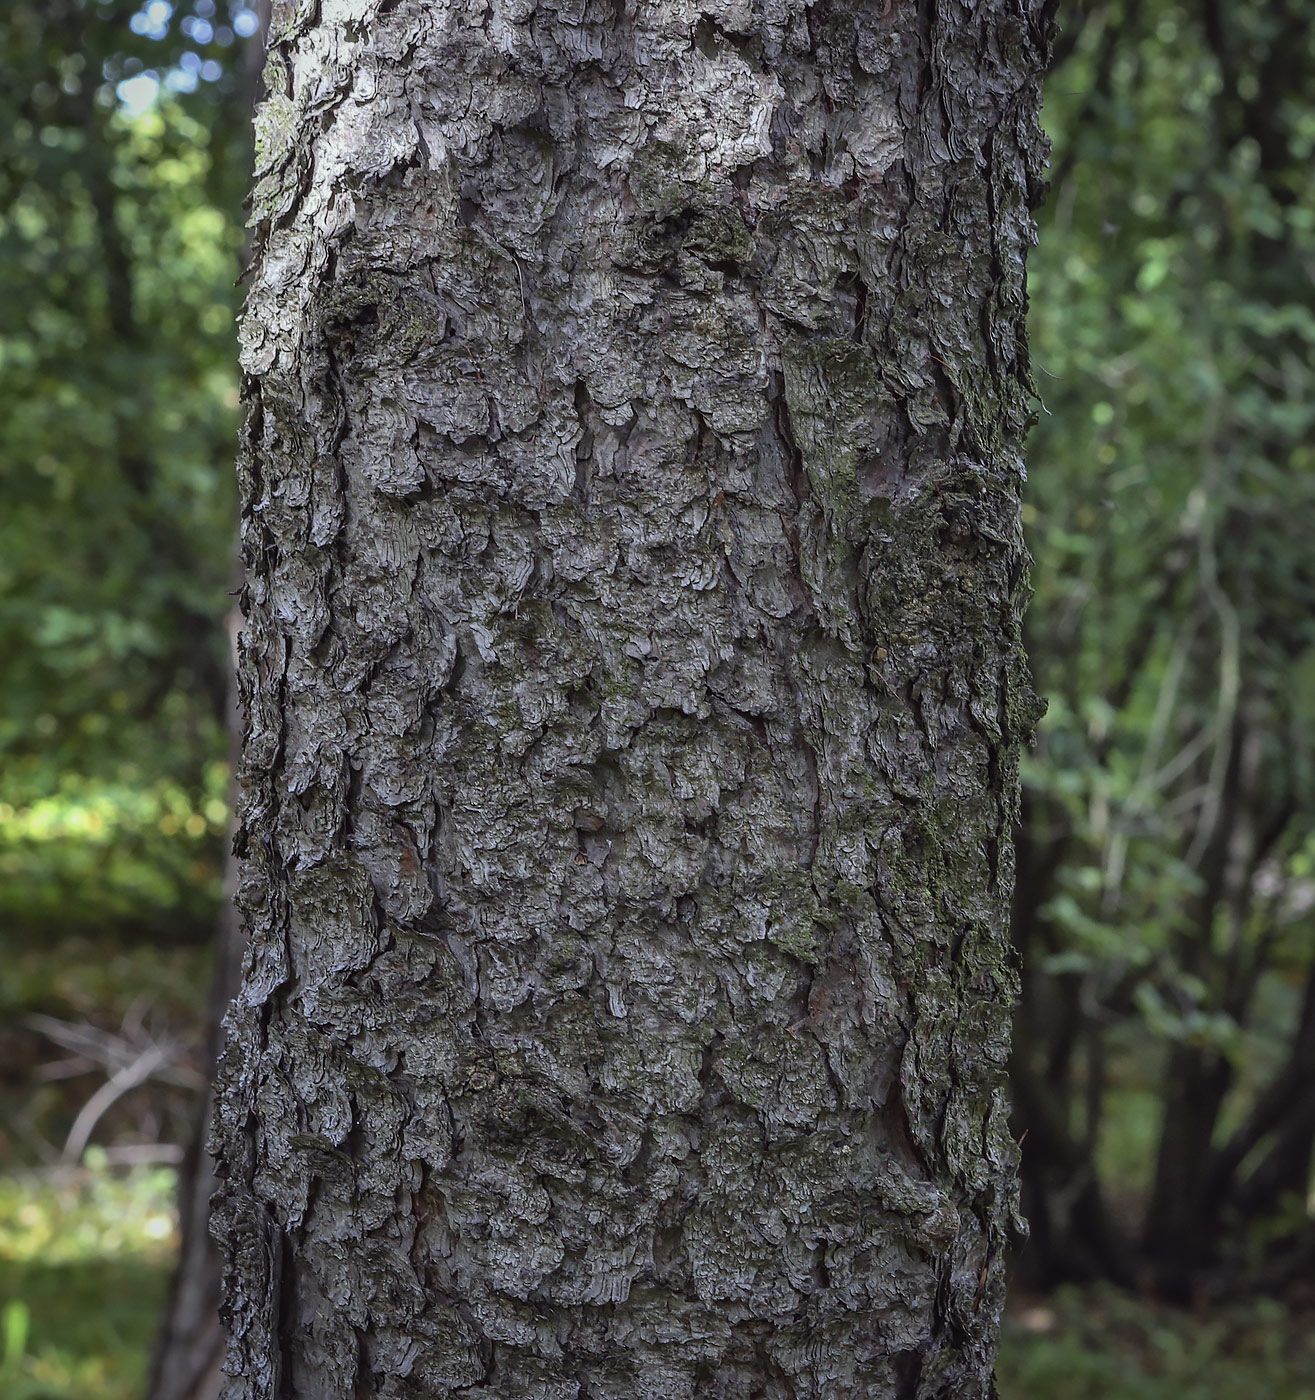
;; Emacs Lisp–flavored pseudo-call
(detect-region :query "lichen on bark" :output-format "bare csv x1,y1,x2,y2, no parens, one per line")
214,1,1051,1396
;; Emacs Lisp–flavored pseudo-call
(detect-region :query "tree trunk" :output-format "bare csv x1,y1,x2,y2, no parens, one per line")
147,14,272,1399
213,2,1050,1396
147,882,246,1400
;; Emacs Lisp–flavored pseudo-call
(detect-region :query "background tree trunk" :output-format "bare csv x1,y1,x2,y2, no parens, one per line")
148,12,272,1399
214,2,1049,1396
146,886,246,1400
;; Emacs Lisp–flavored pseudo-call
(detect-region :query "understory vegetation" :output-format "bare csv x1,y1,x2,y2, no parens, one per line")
3,1152,1313,1400
0,0,1312,1394
1018,0,1315,1297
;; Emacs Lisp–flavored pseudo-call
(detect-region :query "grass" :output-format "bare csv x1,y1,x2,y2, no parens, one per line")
1,1155,1314,1399
0,1153,175,1400
998,1286,1315,1399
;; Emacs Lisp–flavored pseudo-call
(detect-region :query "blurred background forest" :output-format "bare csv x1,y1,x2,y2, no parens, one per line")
1,1,1314,1396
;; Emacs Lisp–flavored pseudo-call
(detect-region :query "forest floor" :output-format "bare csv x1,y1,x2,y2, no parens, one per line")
0,1159,1312,1400
3,934,1312,1399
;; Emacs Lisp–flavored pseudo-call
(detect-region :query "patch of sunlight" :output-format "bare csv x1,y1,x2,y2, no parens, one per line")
0,1152,178,1265
0,1154,177,1400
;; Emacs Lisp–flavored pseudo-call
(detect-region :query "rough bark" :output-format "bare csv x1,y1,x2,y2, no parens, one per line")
214,2,1049,1397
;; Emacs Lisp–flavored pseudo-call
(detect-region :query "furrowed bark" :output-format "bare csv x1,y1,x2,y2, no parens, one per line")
214,2,1049,1396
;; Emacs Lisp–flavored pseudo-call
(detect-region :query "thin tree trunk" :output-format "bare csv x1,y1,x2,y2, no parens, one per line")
148,13,272,1399
149,600,256,1400
146,882,246,1400
214,3,1050,1396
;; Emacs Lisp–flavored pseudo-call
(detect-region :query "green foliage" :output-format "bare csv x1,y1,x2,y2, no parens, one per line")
1029,0,1315,1003
0,2,258,938
0,763,231,934
1016,0,1315,1289
0,1156,176,1400
998,1289,1315,1399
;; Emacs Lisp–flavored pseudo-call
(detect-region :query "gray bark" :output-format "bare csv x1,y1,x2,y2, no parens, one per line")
213,1,1050,1396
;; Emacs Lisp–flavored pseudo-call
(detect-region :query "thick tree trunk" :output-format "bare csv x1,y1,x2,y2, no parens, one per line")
214,2,1049,1396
